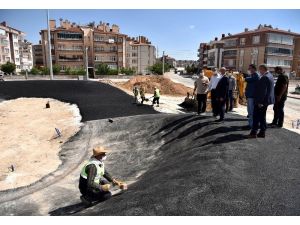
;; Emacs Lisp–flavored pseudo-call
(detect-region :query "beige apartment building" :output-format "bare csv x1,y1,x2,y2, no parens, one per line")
32,42,44,67
222,25,300,74
0,21,24,73
40,20,127,75
125,36,156,74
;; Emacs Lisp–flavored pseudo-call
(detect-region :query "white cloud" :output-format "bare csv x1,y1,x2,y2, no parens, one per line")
189,25,195,29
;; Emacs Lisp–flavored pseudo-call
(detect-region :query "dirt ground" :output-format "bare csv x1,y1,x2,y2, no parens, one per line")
0,98,82,191
117,75,194,96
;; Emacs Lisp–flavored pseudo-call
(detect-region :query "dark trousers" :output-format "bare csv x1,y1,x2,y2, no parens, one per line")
251,104,268,134
272,97,286,127
211,89,218,116
80,178,112,202
226,90,234,112
141,96,145,104
217,99,226,120
153,97,159,105
197,94,207,114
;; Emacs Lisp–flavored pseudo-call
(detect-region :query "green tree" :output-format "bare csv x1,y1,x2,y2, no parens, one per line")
1,62,16,74
96,63,110,75
148,63,170,75
52,64,61,75
75,68,86,75
120,67,135,75
30,67,40,75
40,67,50,75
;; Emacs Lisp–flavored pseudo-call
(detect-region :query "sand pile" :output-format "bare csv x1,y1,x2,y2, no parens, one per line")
0,98,82,191
118,75,193,96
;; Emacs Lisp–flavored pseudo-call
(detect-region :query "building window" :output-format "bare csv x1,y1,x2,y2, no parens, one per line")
14,42,18,47
57,32,83,40
13,34,18,39
132,59,137,64
4,48,9,54
252,35,260,44
266,47,293,56
223,50,237,56
110,56,116,62
132,52,138,57
240,38,246,46
251,48,259,65
239,49,244,67
118,38,123,43
224,39,237,47
267,33,293,45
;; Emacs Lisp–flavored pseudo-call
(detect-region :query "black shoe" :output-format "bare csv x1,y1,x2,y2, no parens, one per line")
80,195,92,207
257,132,265,138
215,119,224,122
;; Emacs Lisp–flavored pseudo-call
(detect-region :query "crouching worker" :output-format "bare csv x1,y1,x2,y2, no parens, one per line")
79,146,127,205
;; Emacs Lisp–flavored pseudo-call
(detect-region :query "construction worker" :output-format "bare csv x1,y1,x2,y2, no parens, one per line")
133,86,139,104
140,86,146,105
79,146,127,205
152,87,160,107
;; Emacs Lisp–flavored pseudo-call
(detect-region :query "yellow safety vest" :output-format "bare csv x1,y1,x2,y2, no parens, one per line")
80,159,105,184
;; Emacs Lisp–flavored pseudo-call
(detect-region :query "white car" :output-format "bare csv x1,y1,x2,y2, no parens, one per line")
192,74,199,80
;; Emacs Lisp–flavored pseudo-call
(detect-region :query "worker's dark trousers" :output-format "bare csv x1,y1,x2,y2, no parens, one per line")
217,99,226,120
197,94,207,114
141,96,145,104
226,90,234,112
272,97,286,127
153,97,159,105
251,104,268,134
211,89,218,116
82,179,112,202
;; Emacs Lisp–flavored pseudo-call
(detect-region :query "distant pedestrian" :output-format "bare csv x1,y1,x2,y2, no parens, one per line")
133,86,139,104
271,66,289,128
140,86,146,105
193,72,209,115
215,67,229,122
208,68,221,117
245,64,259,128
247,64,275,138
152,87,160,107
226,72,237,112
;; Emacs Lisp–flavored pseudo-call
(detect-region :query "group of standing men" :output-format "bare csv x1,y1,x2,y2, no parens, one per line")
245,64,289,138
193,64,289,138
193,67,237,122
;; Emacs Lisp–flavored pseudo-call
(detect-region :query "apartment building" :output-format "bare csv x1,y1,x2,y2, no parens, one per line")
175,60,198,68
93,22,126,71
157,55,176,67
40,19,85,72
0,21,23,73
207,37,224,69
32,42,44,67
292,37,300,77
19,38,33,71
125,36,156,74
197,43,209,68
222,24,300,73
40,20,127,75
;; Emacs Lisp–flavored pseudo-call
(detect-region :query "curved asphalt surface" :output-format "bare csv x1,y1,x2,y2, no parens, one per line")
0,81,299,216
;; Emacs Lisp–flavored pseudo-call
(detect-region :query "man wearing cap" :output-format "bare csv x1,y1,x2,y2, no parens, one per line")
79,146,127,204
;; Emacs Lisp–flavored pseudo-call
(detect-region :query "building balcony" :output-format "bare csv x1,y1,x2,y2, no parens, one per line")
57,48,84,51
58,58,83,62
0,40,9,46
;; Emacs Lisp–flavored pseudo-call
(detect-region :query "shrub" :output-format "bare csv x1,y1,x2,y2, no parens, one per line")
96,63,110,75
30,67,40,75
52,64,61,75
1,62,16,74
148,63,170,75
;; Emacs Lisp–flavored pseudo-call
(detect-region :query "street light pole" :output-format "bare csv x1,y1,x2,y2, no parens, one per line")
85,47,89,80
162,51,165,75
47,9,53,80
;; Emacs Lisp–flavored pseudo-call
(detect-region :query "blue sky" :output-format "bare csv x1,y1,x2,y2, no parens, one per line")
0,9,300,60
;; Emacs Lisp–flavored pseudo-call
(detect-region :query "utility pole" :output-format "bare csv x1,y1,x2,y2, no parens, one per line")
47,9,53,80
162,51,165,75
85,47,89,80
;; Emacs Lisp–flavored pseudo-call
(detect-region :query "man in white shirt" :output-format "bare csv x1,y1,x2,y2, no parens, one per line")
208,68,221,116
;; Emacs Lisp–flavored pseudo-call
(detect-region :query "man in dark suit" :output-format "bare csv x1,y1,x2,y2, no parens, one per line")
215,67,229,122
247,64,275,138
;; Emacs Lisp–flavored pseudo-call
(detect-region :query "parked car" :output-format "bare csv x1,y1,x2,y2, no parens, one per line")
192,74,199,80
